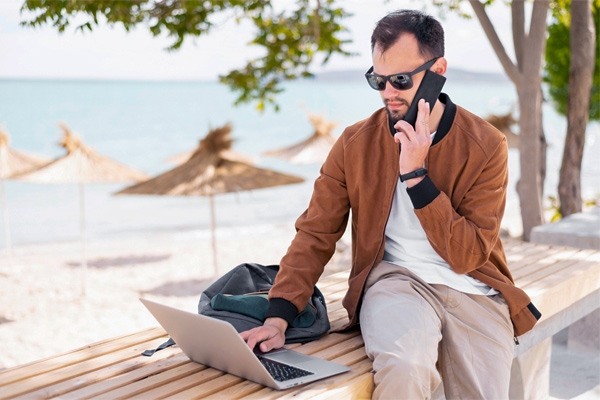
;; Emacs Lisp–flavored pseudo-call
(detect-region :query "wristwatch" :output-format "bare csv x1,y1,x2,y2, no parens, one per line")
399,168,428,182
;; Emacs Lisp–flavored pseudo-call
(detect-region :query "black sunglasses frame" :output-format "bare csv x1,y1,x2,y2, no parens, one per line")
365,57,440,91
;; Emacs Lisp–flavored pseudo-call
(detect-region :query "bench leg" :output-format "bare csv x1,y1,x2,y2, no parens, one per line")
509,337,552,400
568,309,600,352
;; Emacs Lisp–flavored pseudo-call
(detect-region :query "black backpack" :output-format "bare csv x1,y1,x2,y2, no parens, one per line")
142,263,330,356
198,263,330,344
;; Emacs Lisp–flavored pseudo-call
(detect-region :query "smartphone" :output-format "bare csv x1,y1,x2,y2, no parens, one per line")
402,69,446,128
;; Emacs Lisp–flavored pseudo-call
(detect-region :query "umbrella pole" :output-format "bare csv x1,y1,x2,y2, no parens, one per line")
209,194,218,276
0,179,11,257
79,181,87,297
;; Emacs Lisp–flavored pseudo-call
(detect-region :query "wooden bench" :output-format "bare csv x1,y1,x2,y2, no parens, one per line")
1,239,598,399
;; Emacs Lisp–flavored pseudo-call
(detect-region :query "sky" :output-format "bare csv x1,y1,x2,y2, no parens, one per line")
0,0,516,81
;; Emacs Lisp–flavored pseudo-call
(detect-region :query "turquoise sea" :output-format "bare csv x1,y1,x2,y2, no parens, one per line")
0,73,598,247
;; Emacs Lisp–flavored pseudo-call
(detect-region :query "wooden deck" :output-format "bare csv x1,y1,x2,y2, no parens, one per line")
1,239,599,399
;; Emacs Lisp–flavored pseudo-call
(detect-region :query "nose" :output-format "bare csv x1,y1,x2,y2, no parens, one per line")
382,81,399,97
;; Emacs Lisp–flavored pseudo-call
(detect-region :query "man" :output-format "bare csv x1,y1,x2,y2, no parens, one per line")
242,9,540,399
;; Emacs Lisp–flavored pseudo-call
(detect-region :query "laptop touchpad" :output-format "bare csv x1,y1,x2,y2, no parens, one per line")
265,350,314,365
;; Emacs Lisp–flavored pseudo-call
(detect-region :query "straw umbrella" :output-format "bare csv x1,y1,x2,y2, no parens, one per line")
485,111,520,149
116,123,305,275
14,123,149,295
0,127,50,255
262,113,338,164
167,147,256,166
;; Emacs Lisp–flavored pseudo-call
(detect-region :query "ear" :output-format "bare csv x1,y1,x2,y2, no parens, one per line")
433,57,447,75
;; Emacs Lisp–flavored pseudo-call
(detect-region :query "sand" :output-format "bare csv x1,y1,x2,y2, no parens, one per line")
0,224,303,370
0,226,598,399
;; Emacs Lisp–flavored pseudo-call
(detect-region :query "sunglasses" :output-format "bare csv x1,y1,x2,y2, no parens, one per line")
365,57,439,91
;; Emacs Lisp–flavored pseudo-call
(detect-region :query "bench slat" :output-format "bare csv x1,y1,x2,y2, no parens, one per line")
511,247,586,281
2,332,172,399
16,344,181,399
129,367,226,399
59,349,187,400
0,327,166,388
96,361,204,399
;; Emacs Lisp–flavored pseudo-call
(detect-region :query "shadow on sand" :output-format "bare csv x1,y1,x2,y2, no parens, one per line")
65,254,171,269
142,278,214,297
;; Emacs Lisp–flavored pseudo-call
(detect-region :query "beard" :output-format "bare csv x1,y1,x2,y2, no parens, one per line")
384,97,409,126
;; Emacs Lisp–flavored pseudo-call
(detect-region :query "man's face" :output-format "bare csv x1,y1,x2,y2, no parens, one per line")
372,34,428,125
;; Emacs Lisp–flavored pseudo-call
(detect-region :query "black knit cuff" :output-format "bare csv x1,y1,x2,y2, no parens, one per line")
527,302,542,320
264,298,298,326
406,175,440,209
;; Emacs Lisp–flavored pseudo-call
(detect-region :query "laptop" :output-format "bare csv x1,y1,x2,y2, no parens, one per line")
140,298,350,390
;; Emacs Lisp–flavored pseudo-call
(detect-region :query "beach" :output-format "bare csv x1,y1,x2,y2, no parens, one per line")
1,77,598,397
1,225,599,399
0,221,303,370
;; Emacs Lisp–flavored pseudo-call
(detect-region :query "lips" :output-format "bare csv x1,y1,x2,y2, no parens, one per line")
386,101,407,111
385,96,408,108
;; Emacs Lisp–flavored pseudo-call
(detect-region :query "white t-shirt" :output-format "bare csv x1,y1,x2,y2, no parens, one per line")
384,177,498,296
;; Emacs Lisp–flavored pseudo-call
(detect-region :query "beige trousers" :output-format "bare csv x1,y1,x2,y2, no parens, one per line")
360,261,514,400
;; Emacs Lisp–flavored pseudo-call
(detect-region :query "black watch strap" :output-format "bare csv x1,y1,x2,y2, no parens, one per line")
399,168,428,182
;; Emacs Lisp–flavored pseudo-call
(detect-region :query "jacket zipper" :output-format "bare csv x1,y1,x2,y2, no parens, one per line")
368,150,400,279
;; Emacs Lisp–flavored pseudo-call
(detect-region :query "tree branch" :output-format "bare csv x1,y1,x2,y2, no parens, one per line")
511,0,525,69
468,0,520,84
525,0,551,75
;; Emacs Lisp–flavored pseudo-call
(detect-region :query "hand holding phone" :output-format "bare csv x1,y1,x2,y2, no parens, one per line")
393,70,446,181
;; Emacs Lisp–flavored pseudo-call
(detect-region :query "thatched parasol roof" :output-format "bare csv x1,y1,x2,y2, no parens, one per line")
15,123,149,183
118,123,304,197
166,146,256,166
0,127,51,256
0,127,50,179
485,111,520,149
117,123,304,275
12,123,150,296
262,113,338,164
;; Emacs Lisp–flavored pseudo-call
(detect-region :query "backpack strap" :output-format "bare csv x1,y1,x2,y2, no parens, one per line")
141,337,175,357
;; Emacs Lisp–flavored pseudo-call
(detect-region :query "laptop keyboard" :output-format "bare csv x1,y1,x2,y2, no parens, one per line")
257,356,314,382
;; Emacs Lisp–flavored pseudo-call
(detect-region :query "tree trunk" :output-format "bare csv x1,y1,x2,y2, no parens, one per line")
538,88,548,199
558,0,595,217
515,1,549,241
469,0,550,240
516,78,545,241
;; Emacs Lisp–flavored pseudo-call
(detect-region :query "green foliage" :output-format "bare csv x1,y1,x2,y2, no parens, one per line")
545,195,599,222
219,1,352,111
545,195,562,222
544,0,600,121
20,0,352,111
430,0,474,19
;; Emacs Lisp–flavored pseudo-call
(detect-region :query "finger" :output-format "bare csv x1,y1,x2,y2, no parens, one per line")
241,328,265,350
244,333,258,350
394,118,412,133
240,330,251,340
416,100,431,133
393,120,414,143
259,339,275,352
259,333,284,352
393,130,406,143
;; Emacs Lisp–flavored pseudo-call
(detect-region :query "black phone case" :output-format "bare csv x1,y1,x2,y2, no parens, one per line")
402,70,446,127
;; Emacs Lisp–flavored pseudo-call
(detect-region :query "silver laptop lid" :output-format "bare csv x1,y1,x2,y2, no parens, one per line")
139,298,349,390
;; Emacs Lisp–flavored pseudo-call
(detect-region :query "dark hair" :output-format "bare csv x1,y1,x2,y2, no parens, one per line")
371,10,445,60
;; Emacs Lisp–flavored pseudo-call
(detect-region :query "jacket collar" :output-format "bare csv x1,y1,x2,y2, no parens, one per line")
432,93,456,146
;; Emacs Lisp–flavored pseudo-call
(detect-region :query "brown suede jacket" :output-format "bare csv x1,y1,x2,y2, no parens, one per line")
265,94,541,337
